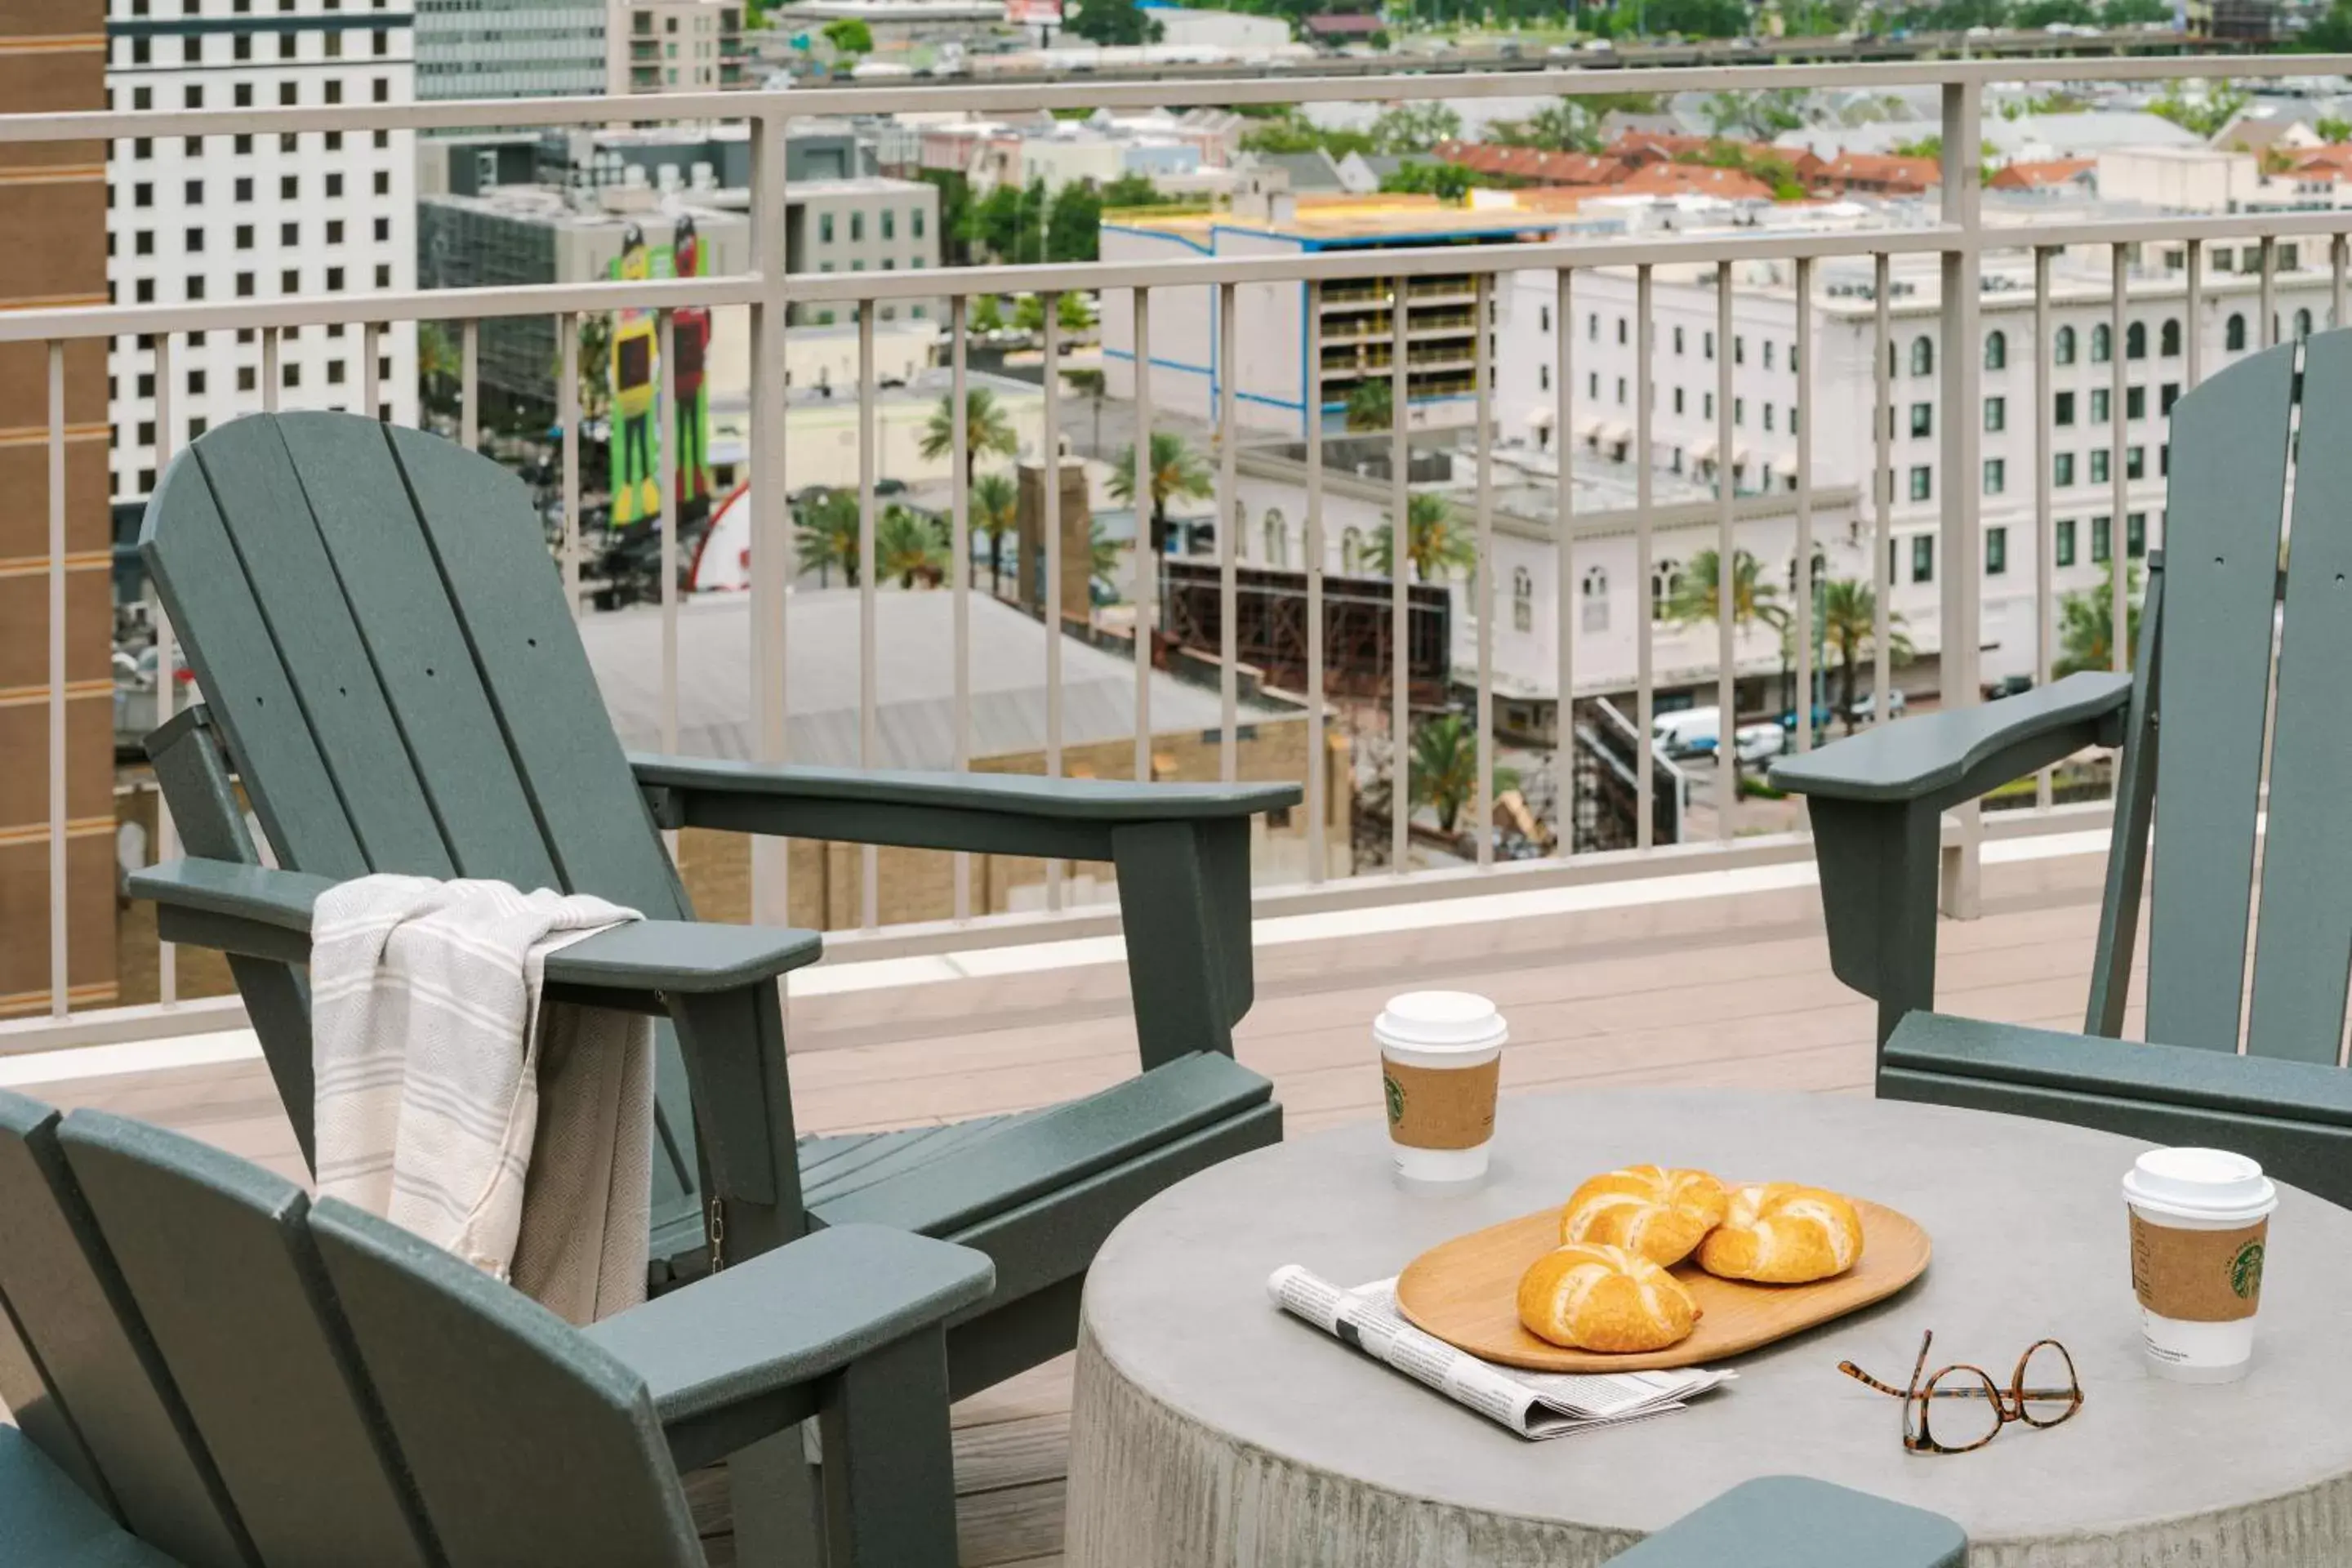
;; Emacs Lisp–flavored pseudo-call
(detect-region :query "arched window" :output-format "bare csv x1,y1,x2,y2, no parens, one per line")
2126,322,2147,360
2054,326,2076,365
1909,336,1934,377
1262,508,1287,568
1512,567,1534,633
1580,566,1609,632
2227,313,2247,352
1984,330,2007,371
1340,526,1364,575
2160,318,2181,357
2091,323,2112,363
1651,559,1683,621
2296,307,2314,341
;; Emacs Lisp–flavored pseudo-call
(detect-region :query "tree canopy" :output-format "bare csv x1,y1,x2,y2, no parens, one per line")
1065,0,1161,45
821,17,873,56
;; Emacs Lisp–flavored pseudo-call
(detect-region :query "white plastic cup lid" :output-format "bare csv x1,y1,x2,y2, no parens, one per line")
1374,991,1508,1054
2122,1147,2278,1221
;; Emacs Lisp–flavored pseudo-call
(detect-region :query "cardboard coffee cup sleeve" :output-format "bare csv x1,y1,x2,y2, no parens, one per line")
2130,1212,2267,1323
1382,1056,1499,1151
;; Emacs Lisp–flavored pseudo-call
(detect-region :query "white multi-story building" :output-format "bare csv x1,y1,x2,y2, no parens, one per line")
413,0,604,100
105,0,418,502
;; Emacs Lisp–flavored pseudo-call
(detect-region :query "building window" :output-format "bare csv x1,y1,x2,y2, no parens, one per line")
1704,331,1715,360
327,360,345,384
1911,534,1935,582
136,279,155,304
236,272,255,297
1617,318,1628,345
375,265,390,288
1512,567,1533,632
851,212,864,242
2055,325,2076,365
1263,509,1286,567
1987,526,2008,575
185,180,203,204
1910,336,1934,376
2126,321,2146,360
1673,387,1684,414
1909,466,1932,502
2227,314,2247,352
2127,446,2145,479
1984,458,2006,496
2161,318,2182,357
2161,382,2180,416
2091,388,2110,425
1588,372,1599,399
820,213,833,243
1763,341,1775,371
1588,313,1599,342
1734,334,1744,364
1615,377,1627,405
2051,517,2075,567
1763,403,1775,433
325,80,343,105
1673,325,1684,354
1651,559,1683,621
1909,403,1932,439
2093,515,2113,563
1704,390,1713,419
2055,452,2075,487
2127,385,2145,421
373,172,388,196
188,369,206,396
1341,526,1363,574
2091,323,2113,363
1734,397,1744,425
2090,449,2110,484
238,366,257,392
2128,512,2147,557
1984,395,2005,433
372,78,389,103
186,277,205,301
1581,566,1609,631
1984,330,2006,371
2296,308,2314,341
913,208,925,239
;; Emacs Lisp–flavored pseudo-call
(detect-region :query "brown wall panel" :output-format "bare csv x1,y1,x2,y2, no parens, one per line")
0,437,110,563
0,700,114,832
0,336,109,437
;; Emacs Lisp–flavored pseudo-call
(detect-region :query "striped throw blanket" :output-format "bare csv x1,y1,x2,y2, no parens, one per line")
310,875,653,1325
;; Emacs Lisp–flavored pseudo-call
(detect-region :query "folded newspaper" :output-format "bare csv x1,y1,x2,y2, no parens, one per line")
1268,1265,1735,1441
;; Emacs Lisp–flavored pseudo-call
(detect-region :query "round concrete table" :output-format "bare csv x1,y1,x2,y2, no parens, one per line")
1066,1089,2352,1568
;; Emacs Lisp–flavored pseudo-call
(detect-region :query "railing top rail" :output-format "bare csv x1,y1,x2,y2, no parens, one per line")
1,54,2346,143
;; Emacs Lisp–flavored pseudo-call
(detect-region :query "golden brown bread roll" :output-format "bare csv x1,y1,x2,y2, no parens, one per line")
1559,1165,1729,1267
1517,1242,1700,1352
1695,1183,1865,1284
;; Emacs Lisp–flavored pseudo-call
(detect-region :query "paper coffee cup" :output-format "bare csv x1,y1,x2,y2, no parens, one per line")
1375,991,1507,1184
2122,1147,2277,1383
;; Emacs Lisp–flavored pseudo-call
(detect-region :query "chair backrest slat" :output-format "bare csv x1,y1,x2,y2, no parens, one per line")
60,1112,438,1568
273,414,564,893
382,422,688,919
0,1093,252,1568
143,450,369,879
2145,341,2297,1053
189,416,457,878
2245,330,2352,1060
0,1281,112,1513
309,1198,703,1568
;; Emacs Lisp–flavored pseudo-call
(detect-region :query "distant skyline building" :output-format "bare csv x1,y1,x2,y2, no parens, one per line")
608,0,746,95
414,0,605,100
105,0,420,505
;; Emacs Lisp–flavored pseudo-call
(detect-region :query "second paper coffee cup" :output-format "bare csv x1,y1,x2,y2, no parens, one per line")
2123,1147,2277,1383
1376,991,1507,1184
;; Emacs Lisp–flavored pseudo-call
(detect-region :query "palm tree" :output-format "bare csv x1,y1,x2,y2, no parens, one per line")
2056,560,2141,678
1409,712,1521,835
1662,549,1786,791
794,488,860,587
1108,431,1213,555
919,386,1020,490
1343,379,1393,434
418,321,461,421
876,505,947,588
970,471,1018,595
969,295,1006,336
1089,521,1122,601
1819,577,1913,732
1365,492,1477,582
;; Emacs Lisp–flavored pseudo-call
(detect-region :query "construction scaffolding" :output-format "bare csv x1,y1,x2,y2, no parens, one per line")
1161,558,1451,708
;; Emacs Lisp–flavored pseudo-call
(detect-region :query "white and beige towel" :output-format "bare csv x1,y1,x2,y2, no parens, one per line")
310,875,653,1325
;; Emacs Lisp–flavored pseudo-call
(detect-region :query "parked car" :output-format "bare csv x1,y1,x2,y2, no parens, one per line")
1652,706,1722,759
1845,688,1909,722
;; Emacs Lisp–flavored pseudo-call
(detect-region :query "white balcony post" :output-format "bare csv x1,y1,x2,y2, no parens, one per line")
1938,78,1984,920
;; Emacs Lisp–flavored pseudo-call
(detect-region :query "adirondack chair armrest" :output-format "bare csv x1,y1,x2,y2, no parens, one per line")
585,1223,994,1470
630,754,1300,859
1605,1477,1965,1567
1768,670,2133,809
128,857,825,994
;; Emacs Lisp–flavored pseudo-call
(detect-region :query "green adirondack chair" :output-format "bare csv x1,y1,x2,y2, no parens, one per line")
126,412,1291,1409
0,1086,992,1568
1773,329,2352,1211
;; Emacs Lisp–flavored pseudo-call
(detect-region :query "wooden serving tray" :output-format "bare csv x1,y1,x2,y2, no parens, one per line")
1394,1196,1931,1372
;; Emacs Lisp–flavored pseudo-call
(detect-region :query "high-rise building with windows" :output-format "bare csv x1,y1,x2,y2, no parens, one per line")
415,0,605,100
104,0,420,506
609,0,746,96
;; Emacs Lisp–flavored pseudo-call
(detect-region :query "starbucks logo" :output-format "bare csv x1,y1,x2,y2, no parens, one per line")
1383,1071,1405,1126
2231,1240,2266,1300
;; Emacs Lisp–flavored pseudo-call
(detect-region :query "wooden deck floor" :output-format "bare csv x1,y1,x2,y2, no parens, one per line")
20,843,2136,1567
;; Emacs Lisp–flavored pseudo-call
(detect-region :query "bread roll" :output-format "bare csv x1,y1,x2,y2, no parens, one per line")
1695,1183,1865,1284
1517,1241,1699,1352
1559,1165,1729,1267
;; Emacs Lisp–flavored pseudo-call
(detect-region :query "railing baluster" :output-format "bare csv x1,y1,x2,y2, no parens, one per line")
1872,253,1892,724
47,340,67,1018
2335,234,2348,332
460,317,479,451
1793,256,1815,760
152,332,177,1004
2185,239,2204,392
1714,264,1735,844
262,326,280,414
2110,244,2127,676
362,320,381,420
657,308,679,778
1305,281,1325,884
2260,234,2278,348
1555,267,1574,853
2034,245,2055,812
559,312,581,618
858,301,880,930
1216,280,1238,787
1043,289,1066,910
749,107,791,929
1132,286,1153,786
952,294,973,920
1390,270,1410,872
1474,273,1494,869
1635,264,1655,850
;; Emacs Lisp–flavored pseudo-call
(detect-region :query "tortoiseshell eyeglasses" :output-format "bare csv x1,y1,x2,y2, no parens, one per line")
1838,1330,2083,1454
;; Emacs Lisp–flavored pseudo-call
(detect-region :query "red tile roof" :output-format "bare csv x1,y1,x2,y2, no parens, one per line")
1816,151,1942,194
1432,140,1631,186
1610,162,1777,200
1302,11,1383,33
2288,144,2352,180
1988,157,2095,190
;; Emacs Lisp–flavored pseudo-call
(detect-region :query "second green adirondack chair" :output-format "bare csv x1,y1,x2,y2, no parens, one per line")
1774,329,2352,1211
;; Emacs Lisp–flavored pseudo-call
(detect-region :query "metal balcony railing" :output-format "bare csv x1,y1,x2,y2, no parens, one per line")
5,55,2352,1046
